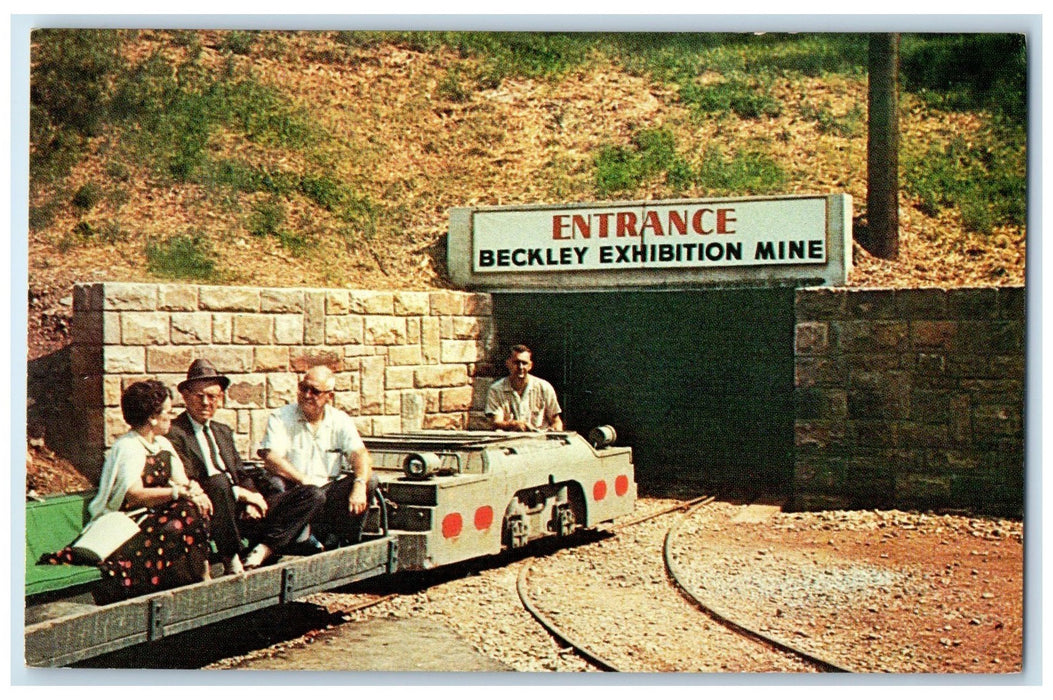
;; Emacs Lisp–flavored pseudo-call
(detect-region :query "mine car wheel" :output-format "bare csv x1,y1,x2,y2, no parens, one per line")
505,513,529,548
555,503,576,537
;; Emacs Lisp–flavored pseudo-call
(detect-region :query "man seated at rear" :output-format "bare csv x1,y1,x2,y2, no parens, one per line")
485,344,564,432
257,365,376,552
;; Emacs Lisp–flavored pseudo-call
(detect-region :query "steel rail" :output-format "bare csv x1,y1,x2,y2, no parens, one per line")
337,593,399,615
612,494,715,531
662,500,856,674
515,561,623,672
513,494,713,672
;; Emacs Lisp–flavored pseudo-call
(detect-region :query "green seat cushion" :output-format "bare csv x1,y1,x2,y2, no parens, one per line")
25,492,102,597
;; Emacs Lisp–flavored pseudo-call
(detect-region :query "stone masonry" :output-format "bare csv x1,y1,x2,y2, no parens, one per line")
66,281,1026,515
793,286,1026,516
70,282,496,478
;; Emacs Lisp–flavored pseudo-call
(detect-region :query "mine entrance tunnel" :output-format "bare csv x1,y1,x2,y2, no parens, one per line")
492,288,796,492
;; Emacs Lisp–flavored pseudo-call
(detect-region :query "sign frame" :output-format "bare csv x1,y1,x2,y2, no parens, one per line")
448,194,852,290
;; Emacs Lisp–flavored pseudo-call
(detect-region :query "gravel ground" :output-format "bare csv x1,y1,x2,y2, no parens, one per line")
669,501,1024,673
521,505,820,672
206,497,1024,674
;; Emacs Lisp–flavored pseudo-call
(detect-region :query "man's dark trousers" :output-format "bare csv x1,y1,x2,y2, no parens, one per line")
312,473,380,545
168,412,324,555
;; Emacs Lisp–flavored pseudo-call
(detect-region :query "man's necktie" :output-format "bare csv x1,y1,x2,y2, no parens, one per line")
203,423,230,481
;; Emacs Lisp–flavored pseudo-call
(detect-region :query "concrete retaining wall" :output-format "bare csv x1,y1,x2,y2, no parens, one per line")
70,282,495,478
793,286,1026,515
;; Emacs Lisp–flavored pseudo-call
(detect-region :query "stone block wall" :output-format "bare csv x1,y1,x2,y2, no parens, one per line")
793,286,1026,515
70,282,495,478
65,281,1027,515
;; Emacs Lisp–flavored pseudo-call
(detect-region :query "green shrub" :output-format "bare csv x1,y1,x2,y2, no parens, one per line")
203,160,299,197
666,160,699,193
633,129,678,178
112,52,315,185
219,31,256,56
68,218,125,245
145,233,217,279
901,34,1027,125
276,230,314,256
595,128,691,197
695,146,787,195
738,34,868,76
299,173,349,210
799,100,865,137
206,159,265,193
445,32,597,81
437,66,474,103
71,182,104,211
216,79,314,149
681,77,782,119
595,145,638,196
903,125,1026,234
170,30,202,52
336,194,380,245
246,194,319,255
30,29,122,138
30,29,124,181
105,160,131,181
248,197,287,238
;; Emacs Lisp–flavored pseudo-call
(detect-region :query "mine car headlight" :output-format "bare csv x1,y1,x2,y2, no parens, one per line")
588,425,617,449
403,452,441,479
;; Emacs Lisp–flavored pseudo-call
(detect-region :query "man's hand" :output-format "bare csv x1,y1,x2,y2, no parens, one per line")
348,480,369,515
493,418,535,432
236,488,269,519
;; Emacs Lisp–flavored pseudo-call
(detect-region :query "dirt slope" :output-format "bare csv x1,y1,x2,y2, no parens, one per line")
24,31,1027,494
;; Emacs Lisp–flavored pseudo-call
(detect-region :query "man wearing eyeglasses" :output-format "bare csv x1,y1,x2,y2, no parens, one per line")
257,365,376,557
168,359,325,572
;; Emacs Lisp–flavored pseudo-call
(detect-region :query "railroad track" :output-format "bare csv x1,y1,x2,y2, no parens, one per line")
662,499,854,673
190,497,856,672
517,495,853,673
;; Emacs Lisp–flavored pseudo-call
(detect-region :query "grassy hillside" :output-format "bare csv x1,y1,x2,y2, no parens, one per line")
27,30,1027,358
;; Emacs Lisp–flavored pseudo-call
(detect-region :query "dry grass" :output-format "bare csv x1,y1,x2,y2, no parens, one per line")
27,31,1026,354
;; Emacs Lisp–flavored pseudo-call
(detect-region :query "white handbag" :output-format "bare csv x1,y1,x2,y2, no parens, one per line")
71,509,146,563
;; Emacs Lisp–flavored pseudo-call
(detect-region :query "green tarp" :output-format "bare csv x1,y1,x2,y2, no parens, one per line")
25,492,101,597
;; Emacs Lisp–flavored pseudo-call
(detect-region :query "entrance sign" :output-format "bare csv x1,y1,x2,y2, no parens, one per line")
448,194,852,290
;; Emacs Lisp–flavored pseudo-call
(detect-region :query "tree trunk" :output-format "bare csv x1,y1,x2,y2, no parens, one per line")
866,33,900,259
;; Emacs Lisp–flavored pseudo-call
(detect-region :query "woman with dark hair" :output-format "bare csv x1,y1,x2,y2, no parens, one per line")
41,380,214,602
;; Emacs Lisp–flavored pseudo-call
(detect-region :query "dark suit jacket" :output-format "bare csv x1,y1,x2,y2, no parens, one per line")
168,412,252,490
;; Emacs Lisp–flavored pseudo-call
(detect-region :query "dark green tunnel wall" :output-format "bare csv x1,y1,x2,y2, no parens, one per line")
491,289,796,492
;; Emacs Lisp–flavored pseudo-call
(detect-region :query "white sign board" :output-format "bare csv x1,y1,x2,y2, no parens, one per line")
448,194,851,290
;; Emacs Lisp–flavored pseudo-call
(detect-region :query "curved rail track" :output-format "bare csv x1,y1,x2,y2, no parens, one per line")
662,499,854,673
517,495,855,673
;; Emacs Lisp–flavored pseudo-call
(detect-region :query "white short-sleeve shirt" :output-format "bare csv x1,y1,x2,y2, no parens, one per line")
259,403,365,485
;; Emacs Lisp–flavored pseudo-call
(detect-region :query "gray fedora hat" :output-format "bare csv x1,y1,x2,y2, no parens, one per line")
177,358,230,393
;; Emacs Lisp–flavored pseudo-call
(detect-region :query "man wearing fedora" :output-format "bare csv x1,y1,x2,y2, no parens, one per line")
168,359,325,572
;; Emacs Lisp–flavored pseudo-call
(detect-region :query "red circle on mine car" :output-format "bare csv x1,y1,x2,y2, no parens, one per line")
593,480,607,501
615,474,629,496
474,506,494,530
442,512,463,539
